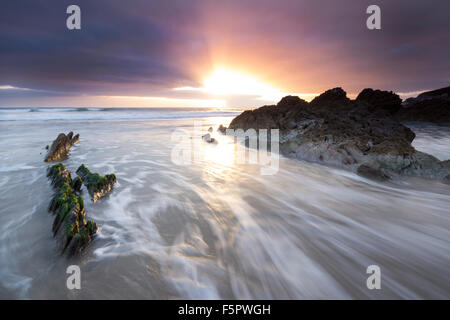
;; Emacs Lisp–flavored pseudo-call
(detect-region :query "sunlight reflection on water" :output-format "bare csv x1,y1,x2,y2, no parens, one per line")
0,116,449,299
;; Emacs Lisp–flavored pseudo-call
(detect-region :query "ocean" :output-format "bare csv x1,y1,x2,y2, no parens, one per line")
0,107,449,299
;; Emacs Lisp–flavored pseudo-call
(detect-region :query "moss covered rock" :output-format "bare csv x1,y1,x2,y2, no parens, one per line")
47,163,98,255
47,163,72,188
76,164,117,203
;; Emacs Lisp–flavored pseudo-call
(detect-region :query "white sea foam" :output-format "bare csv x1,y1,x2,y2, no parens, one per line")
0,116,449,299
0,107,240,122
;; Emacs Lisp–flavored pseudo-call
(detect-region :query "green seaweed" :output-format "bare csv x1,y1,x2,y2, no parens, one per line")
71,176,83,192
76,164,117,202
46,163,98,255
47,163,72,188
77,164,116,188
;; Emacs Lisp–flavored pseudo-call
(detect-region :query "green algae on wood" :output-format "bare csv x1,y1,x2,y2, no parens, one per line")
76,164,117,203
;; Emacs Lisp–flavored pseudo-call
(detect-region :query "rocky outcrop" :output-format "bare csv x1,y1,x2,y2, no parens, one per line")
397,86,450,124
76,164,117,203
228,87,450,181
404,86,450,104
47,163,98,255
44,132,79,162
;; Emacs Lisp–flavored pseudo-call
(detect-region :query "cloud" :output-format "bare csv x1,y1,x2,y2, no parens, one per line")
1,0,449,107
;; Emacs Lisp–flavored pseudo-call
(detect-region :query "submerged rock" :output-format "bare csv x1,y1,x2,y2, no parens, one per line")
76,164,117,203
357,163,391,181
47,163,97,255
229,87,450,181
44,131,79,162
202,133,217,144
217,124,227,134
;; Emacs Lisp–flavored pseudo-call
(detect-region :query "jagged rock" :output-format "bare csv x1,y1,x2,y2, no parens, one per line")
397,86,450,123
229,87,450,181
71,176,83,193
202,133,217,144
76,164,117,203
44,132,80,162
71,133,80,145
47,163,98,255
277,95,304,107
310,87,350,107
47,163,72,188
356,88,402,115
404,86,450,105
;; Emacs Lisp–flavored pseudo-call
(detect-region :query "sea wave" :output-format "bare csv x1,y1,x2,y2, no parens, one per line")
0,108,240,121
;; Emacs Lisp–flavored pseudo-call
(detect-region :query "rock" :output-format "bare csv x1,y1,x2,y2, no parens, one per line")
229,87,450,181
277,95,304,107
71,133,80,144
71,176,83,193
415,86,450,102
310,87,350,107
44,132,80,162
357,163,391,181
202,133,217,144
47,163,98,255
76,164,117,203
217,125,227,134
356,88,402,116
397,86,450,124
47,163,72,188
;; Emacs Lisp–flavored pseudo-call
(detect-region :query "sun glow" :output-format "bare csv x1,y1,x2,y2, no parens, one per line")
173,68,320,105
175,68,287,101
203,68,282,98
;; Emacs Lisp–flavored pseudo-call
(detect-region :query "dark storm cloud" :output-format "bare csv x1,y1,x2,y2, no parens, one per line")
0,0,449,105
0,0,206,94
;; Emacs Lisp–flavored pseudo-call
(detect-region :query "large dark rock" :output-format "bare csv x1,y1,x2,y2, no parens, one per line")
277,95,304,107
356,88,402,116
310,87,350,107
416,86,450,100
228,87,450,181
76,164,117,203
47,163,98,255
44,132,79,162
397,86,450,124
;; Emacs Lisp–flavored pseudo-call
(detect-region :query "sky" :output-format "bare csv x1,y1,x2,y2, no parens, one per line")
0,0,449,108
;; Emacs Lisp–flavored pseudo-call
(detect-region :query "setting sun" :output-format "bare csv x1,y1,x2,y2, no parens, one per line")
203,68,283,99
174,67,288,102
